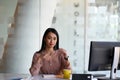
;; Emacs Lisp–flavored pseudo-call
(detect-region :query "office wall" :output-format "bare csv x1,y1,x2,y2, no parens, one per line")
0,0,17,44
0,0,18,72
3,0,40,74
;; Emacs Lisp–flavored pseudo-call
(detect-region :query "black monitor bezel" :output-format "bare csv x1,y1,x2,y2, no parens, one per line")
88,41,120,71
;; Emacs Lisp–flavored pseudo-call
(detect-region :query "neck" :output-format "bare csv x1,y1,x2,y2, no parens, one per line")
45,48,54,53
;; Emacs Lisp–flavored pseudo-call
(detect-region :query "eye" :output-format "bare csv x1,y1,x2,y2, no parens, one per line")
46,35,52,39
53,37,57,40
48,37,51,39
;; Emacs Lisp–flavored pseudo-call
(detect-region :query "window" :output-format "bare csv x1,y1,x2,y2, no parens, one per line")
52,0,120,74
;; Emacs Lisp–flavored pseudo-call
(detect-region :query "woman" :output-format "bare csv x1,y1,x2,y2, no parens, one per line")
29,28,71,76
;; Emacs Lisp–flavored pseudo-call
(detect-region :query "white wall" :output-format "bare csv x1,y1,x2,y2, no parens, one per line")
4,0,40,74
0,0,17,44
0,0,18,72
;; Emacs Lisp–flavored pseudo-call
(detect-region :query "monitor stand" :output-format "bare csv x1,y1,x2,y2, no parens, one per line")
98,47,120,80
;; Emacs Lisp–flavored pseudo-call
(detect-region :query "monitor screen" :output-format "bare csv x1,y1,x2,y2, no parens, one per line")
88,41,120,71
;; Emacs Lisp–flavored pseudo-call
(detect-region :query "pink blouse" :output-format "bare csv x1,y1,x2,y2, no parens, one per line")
29,48,71,76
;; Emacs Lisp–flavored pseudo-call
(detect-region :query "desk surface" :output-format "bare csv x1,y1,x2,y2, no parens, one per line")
0,73,97,80
0,73,69,80
0,73,29,80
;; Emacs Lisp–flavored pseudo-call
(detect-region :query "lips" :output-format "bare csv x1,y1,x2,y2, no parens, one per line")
50,43,54,46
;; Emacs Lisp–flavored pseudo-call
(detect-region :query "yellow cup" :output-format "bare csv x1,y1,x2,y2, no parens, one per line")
63,69,71,79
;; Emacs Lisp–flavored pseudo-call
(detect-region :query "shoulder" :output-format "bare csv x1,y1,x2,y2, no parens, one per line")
57,48,67,56
33,51,42,58
57,48,66,53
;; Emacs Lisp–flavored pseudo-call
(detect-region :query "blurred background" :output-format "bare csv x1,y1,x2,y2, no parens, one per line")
0,0,120,77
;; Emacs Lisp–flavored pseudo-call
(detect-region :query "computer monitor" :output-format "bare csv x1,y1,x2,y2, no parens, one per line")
88,41,120,80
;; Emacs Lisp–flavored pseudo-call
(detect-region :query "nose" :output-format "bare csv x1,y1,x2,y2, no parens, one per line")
50,39,53,43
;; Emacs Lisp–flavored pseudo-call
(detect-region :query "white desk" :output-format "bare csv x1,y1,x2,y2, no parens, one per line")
0,73,69,80
0,73,97,80
0,73,30,80
0,73,25,80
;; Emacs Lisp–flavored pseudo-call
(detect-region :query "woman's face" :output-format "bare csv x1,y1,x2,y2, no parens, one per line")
44,32,57,49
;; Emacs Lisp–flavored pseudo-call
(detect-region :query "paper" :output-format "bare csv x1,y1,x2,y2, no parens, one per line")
42,74,56,79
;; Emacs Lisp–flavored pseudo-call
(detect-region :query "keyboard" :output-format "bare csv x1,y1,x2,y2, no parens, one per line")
92,74,106,78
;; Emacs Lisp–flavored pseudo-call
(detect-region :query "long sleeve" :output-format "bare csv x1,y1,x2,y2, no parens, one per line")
58,48,71,74
61,50,71,69
29,53,42,76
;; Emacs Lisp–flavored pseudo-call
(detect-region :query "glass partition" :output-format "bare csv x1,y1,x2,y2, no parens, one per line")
52,0,120,74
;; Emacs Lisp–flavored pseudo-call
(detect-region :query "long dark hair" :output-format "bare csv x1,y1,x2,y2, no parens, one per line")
37,28,59,53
